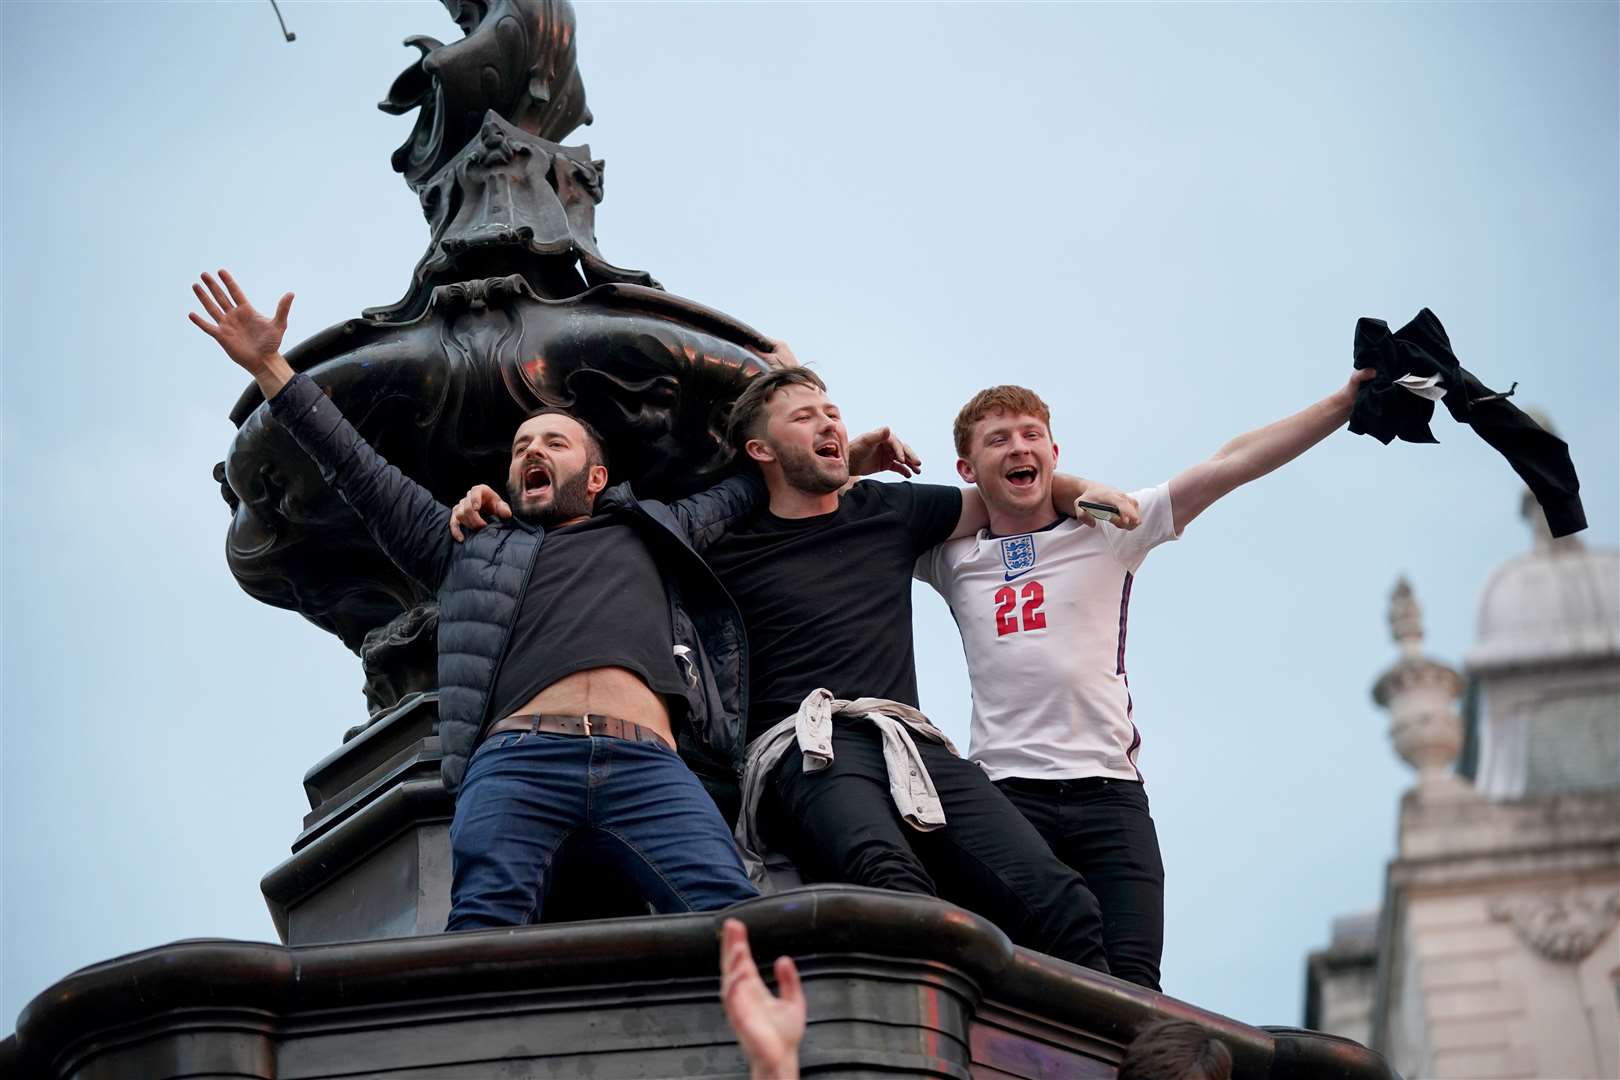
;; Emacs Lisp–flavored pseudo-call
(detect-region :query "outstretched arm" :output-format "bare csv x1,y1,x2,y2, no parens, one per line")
190,270,456,589
1168,369,1374,533
720,918,805,1080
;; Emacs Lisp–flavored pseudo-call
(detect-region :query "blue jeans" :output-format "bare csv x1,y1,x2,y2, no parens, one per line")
446,731,757,930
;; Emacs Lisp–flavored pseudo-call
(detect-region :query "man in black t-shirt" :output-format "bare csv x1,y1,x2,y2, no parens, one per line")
703,367,1132,973
705,477,961,740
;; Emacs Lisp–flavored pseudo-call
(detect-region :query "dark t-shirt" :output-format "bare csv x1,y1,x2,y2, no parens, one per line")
487,516,688,723
704,480,963,742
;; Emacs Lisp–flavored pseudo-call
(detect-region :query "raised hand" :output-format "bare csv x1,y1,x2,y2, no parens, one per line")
187,269,296,397
764,337,801,369
720,918,805,1080
848,425,922,478
449,484,512,541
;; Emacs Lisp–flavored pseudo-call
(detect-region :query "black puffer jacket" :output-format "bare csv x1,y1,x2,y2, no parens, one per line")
268,374,756,802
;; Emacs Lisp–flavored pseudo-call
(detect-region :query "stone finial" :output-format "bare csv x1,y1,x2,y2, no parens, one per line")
1372,578,1471,800
1388,576,1423,659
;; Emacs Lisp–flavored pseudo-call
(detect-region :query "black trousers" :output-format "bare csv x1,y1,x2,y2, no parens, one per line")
995,776,1165,991
762,722,1110,974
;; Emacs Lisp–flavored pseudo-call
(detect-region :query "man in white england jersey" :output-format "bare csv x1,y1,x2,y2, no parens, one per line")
914,373,1373,990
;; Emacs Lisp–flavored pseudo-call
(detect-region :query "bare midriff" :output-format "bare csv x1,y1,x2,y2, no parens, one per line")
500,666,675,748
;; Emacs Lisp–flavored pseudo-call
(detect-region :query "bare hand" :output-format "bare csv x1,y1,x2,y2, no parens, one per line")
1339,366,1377,403
720,918,805,1079
765,337,800,369
1074,484,1142,530
188,270,293,377
449,484,512,542
848,426,922,478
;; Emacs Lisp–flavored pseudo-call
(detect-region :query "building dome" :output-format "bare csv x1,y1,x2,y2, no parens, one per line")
1466,493,1620,673
1462,479,1619,801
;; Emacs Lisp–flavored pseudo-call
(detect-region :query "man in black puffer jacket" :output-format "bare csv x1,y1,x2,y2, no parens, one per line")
191,270,760,928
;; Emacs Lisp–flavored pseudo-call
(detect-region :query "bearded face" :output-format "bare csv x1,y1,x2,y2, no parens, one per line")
505,412,603,527
507,456,597,526
757,384,849,496
771,438,848,495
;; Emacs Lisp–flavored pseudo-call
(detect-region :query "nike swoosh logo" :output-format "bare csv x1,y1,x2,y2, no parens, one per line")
1003,568,1034,582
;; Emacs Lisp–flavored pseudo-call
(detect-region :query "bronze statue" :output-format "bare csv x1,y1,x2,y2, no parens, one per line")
219,0,786,714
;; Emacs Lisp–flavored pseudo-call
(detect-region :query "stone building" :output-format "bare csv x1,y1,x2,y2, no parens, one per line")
1305,487,1620,1079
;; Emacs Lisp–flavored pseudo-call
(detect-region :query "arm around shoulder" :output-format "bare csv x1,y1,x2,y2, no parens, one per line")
1050,474,1143,530
663,471,768,552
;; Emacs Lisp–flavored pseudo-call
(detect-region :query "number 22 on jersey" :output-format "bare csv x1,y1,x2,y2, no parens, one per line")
994,580,1047,637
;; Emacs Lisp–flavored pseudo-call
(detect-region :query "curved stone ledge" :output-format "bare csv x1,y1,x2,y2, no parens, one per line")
9,887,1401,1080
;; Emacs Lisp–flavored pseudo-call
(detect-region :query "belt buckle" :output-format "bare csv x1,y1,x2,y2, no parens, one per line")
581,714,593,737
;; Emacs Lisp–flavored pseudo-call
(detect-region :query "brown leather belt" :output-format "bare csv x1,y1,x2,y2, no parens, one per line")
483,712,674,753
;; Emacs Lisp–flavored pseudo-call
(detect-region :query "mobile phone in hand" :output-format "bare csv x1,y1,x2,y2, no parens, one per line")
1075,499,1119,524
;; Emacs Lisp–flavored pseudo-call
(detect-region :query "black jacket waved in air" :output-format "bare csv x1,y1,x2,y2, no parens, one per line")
268,373,760,813
1349,308,1586,538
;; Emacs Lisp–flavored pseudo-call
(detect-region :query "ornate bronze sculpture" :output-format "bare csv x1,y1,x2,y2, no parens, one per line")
219,0,782,713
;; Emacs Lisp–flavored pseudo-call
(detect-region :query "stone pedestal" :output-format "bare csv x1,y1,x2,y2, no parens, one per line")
261,694,451,945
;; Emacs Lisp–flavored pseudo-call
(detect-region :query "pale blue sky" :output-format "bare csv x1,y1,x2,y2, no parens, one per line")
3,0,1616,1033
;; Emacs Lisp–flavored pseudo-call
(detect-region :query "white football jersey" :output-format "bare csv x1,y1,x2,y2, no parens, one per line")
915,484,1180,782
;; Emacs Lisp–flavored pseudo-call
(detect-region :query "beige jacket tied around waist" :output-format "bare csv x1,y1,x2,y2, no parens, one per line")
734,688,962,891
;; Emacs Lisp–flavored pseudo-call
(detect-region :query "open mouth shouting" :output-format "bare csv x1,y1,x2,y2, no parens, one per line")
521,460,553,500
1005,464,1039,490
814,438,844,464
